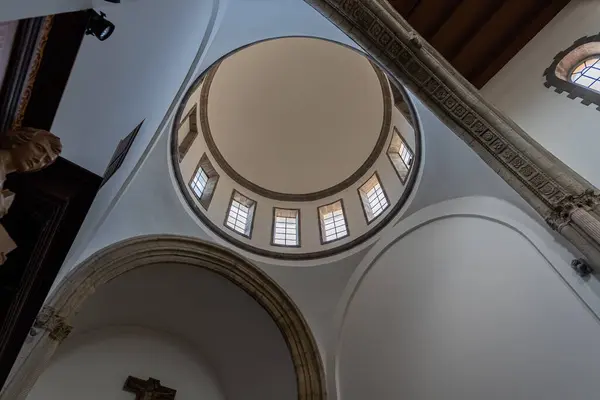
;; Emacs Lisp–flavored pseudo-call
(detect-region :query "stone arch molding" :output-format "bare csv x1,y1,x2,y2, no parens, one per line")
0,235,326,400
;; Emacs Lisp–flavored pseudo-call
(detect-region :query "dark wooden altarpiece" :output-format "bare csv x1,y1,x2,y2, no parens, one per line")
0,10,102,386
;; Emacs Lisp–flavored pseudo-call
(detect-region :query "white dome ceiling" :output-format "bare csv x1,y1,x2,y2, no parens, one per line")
205,37,387,195
68,264,297,400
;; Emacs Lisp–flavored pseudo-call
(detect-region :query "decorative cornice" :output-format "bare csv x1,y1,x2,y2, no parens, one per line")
198,38,393,202
32,306,72,342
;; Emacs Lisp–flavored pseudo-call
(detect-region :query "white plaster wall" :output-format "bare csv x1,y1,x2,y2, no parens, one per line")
26,327,224,400
481,0,600,186
0,0,92,22
336,197,600,400
58,0,221,269
52,0,216,176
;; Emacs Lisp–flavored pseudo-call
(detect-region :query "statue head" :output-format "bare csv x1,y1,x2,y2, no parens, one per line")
0,128,62,173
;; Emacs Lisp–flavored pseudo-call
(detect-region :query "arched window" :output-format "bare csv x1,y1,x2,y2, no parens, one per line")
544,33,600,110
570,57,600,92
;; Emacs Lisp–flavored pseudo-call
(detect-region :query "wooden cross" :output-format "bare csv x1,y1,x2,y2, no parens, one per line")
123,376,177,400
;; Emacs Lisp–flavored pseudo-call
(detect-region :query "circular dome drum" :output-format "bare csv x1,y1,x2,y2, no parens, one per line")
172,37,421,262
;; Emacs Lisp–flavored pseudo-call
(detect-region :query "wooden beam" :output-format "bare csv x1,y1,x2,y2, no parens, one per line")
451,0,540,80
429,0,502,61
388,0,420,17
472,0,571,88
406,0,462,39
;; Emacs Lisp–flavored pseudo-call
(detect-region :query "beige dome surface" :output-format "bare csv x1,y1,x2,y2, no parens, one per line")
205,37,388,196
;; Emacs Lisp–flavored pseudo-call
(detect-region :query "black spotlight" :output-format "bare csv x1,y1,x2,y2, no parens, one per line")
85,10,115,41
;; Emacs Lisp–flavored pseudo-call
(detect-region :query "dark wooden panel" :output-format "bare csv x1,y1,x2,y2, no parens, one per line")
406,0,462,39
390,0,571,88
21,11,88,129
472,0,571,88
430,0,502,60
0,17,45,132
451,0,541,80
388,0,420,17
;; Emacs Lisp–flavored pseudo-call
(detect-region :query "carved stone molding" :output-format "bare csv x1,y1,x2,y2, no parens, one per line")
303,0,600,265
31,306,71,342
546,190,600,231
1,235,325,400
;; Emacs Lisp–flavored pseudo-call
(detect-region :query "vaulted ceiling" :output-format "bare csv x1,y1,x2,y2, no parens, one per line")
390,0,571,88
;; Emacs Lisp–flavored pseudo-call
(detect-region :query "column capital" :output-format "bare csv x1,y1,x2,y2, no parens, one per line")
546,190,600,230
32,306,72,342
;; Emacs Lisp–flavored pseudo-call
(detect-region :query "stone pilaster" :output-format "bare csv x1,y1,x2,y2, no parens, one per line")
305,0,600,267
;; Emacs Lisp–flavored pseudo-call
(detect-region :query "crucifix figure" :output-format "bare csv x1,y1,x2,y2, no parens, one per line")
123,376,177,400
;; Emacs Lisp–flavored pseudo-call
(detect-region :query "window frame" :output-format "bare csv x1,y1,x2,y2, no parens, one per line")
357,172,390,224
271,207,301,248
387,127,414,184
177,104,198,162
544,33,600,111
101,120,143,188
318,199,350,245
188,153,219,210
224,190,257,239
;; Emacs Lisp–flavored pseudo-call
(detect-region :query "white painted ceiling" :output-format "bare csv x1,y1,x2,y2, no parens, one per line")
207,37,384,194
69,264,297,400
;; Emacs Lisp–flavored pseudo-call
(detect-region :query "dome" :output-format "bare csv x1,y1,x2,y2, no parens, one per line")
202,37,388,199
172,37,420,261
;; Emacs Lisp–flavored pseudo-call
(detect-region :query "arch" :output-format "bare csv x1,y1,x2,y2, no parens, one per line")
1,235,326,400
544,33,600,110
170,35,422,261
326,196,600,398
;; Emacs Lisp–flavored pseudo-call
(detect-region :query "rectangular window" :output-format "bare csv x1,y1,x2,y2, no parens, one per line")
358,173,389,223
178,104,198,162
190,167,208,198
189,154,219,210
225,191,256,238
387,128,414,183
272,208,300,247
318,200,348,243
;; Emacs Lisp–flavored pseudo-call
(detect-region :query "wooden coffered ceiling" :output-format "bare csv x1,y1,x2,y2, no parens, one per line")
389,0,571,88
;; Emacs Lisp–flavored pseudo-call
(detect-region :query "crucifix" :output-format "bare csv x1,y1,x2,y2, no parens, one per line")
123,376,177,400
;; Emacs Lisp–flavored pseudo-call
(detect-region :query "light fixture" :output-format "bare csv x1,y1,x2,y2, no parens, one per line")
85,10,115,41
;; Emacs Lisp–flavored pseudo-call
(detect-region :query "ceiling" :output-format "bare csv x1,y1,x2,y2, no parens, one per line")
69,264,297,400
206,37,386,195
389,0,570,88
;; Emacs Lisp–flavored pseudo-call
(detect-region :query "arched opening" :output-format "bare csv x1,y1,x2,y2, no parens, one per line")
1,235,325,400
